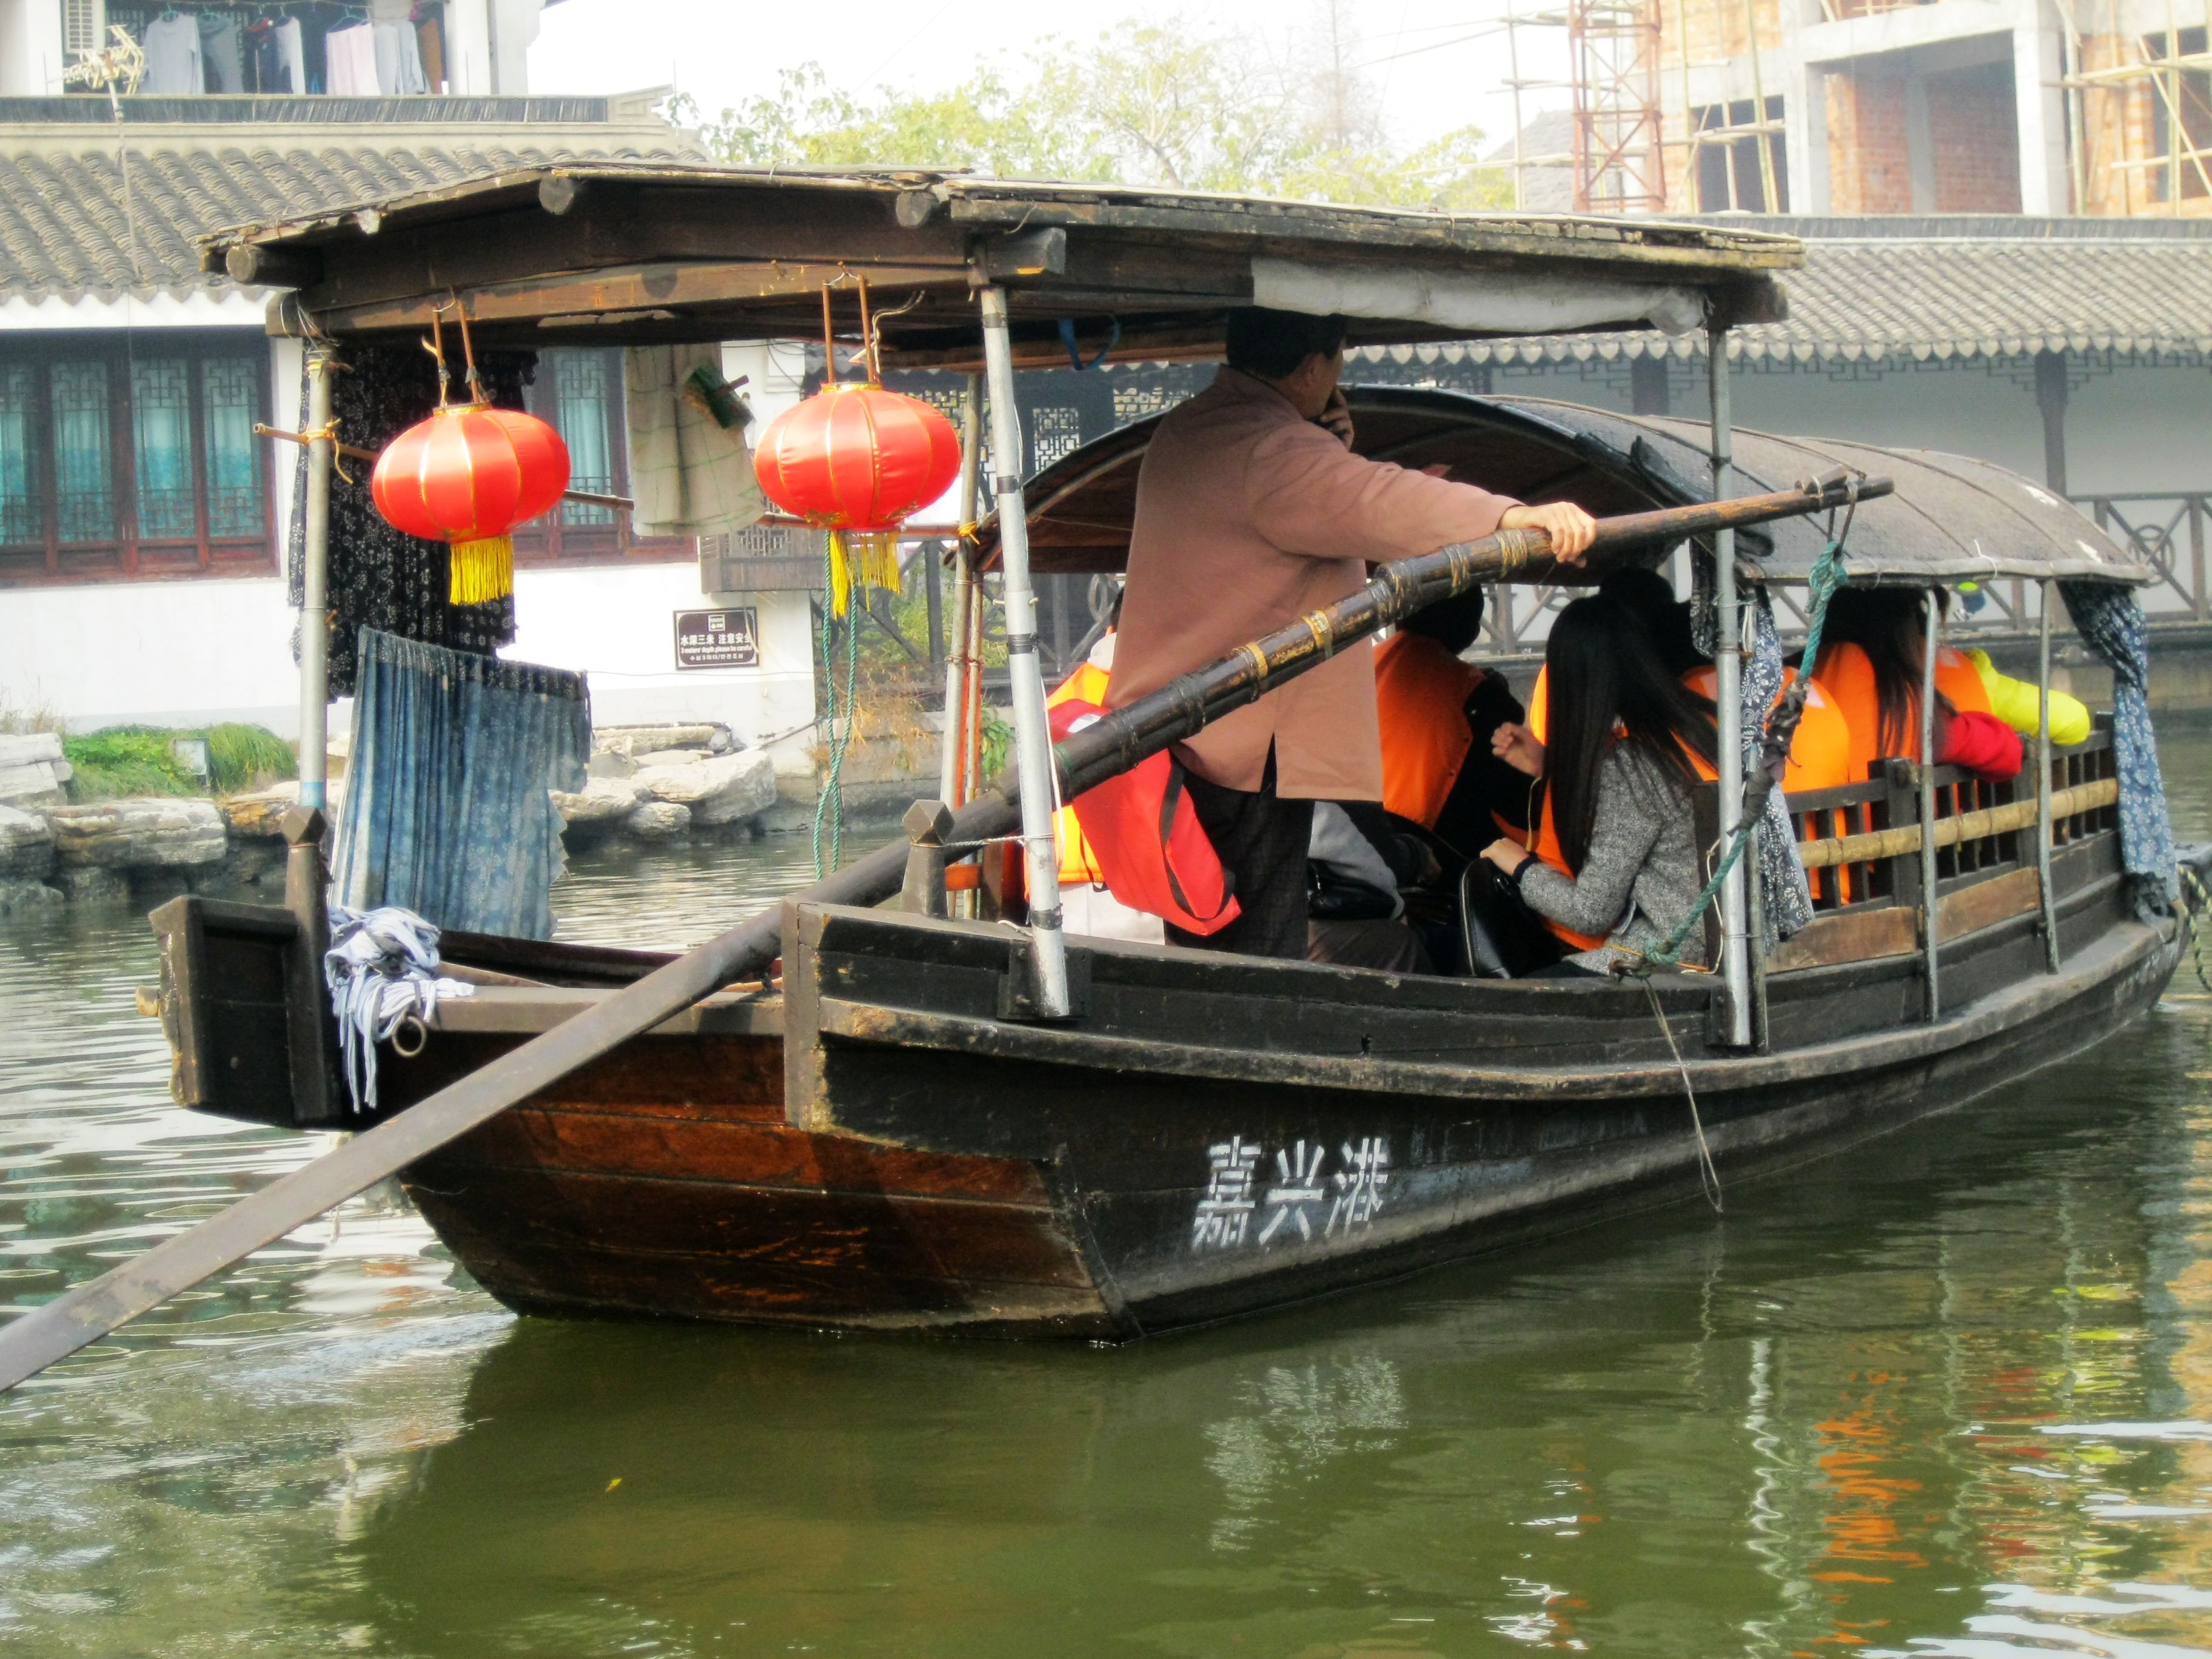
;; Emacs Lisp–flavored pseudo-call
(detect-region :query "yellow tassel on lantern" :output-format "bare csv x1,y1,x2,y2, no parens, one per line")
827,529,854,617
448,534,515,605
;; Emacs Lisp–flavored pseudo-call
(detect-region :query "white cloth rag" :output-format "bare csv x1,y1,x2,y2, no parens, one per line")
324,903,473,1115
623,345,766,538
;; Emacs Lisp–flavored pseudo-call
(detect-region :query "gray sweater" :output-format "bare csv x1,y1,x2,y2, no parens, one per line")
1518,744,1709,972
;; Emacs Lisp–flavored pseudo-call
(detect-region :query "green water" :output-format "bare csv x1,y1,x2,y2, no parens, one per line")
5,729,2212,1657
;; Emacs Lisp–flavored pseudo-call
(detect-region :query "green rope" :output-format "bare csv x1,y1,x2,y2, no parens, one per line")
811,538,859,878
1635,531,1849,973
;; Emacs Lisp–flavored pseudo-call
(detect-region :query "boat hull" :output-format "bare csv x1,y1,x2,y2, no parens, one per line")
379,848,2182,1340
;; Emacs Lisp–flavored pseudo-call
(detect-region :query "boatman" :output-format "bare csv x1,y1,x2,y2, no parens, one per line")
1106,307,1597,959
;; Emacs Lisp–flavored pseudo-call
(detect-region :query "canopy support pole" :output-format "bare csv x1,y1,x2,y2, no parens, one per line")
297,344,337,813
2036,578,2061,971
1919,586,1943,1020
978,287,1071,1018
940,374,984,919
1708,320,1753,1047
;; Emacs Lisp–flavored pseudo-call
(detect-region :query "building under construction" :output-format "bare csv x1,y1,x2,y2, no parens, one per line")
1506,0,2212,218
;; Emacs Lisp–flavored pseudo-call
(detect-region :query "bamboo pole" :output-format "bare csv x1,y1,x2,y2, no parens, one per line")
1795,777,2115,868
1709,319,1753,1047
1917,588,1943,1021
296,351,337,814
256,423,634,513
0,474,1889,1396
2037,580,2062,970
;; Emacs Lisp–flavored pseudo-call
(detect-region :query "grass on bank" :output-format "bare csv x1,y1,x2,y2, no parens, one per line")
61,725,297,802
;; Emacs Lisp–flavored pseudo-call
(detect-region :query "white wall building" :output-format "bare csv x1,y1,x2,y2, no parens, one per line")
0,4,822,747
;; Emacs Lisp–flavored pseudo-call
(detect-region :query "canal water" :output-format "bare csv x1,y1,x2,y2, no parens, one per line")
5,728,2212,1658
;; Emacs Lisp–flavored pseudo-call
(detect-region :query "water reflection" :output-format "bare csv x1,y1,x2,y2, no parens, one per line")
1,736,2211,1655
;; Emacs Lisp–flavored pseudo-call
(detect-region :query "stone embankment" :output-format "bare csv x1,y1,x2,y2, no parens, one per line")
0,722,787,917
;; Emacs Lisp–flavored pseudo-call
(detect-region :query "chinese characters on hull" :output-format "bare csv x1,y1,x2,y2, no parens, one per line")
1193,1136,1392,1252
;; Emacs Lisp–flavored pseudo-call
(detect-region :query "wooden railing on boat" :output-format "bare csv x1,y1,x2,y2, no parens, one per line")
1717,722,2121,974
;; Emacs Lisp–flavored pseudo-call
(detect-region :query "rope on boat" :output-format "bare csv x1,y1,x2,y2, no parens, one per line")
813,534,862,878
1641,980,1724,1213
2180,865,2212,996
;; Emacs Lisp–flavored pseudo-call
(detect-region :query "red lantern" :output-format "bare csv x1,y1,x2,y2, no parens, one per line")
754,383,961,615
754,382,962,531
372,403,571,605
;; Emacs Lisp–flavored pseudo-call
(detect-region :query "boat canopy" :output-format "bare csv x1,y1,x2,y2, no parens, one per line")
196,163,1797,370
987,386,2153,587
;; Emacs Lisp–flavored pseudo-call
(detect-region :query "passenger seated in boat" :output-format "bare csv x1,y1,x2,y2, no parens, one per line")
1306,801,1438,973
1810,587,2023,782
1480,595,1720,976
1107,305,1597,959
1374,585,1532,857
1525,564,1702,745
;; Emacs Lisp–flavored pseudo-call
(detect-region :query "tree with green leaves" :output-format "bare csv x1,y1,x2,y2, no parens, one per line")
674,15,1512,213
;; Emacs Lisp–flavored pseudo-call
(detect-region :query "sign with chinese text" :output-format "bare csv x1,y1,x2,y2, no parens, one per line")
674,608,760,671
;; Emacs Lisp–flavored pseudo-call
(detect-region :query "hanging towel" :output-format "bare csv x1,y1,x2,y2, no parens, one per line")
370,19,427,93
2060,581,2177,916
324,904,474,1114
332,629,591,941
623,345,768,537
278,16,307,93
198,11,246,92
141,13,204,94
324,21,378,95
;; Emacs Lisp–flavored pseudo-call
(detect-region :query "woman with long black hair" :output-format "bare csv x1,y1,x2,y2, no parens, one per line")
1481,595,1720,974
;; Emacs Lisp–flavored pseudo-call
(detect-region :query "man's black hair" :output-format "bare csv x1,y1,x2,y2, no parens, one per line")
1402,587,1485,655
1224,307,1350,380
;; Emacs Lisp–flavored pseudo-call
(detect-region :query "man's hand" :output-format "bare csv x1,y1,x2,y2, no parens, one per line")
1500,501,1598,561
1490,720,1544,778
1315,387,1355,449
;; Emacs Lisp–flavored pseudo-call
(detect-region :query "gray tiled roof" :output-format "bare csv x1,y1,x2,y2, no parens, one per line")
0,139,693,302
1355,218,2212,366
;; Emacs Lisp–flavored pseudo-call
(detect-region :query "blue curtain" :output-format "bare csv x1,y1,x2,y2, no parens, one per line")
332,629,590,940
2060,582,2177,917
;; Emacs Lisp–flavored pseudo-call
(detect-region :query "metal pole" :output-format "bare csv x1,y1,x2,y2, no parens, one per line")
1709,320,1752,1046
938,374,982,807
2036,578,2060,971
977,287,1071,1019
297,346,337,811
1919,586,1943,1020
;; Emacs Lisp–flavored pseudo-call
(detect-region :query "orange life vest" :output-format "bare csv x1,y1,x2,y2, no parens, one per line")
1680,665,1851,793
1375,633,1487,831
1812,641,1992,783
1045,660,1110,885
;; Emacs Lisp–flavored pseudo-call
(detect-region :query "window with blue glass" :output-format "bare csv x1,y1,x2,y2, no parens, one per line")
0,340,269,585
514,347,688,568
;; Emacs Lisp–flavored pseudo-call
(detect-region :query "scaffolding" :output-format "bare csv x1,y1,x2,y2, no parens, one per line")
2053,0,2212,218
1500,0,1783,215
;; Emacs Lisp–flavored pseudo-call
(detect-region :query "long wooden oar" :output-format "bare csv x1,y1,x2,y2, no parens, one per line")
0,473,1885,1393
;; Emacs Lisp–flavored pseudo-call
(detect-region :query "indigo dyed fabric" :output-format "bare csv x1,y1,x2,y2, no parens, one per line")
287,344,537,697
331,629,589,940
2060,581,2177,915
1744,589,1814,947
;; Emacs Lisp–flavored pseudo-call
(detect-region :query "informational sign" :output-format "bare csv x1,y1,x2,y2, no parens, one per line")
674,607,760,670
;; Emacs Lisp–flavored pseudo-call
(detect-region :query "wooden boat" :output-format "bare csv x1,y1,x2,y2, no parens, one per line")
152,403,2199,1339
113,168,2205,1348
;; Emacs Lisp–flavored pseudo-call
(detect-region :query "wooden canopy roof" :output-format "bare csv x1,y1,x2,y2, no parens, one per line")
194,162,1799,370
982,386,2151,587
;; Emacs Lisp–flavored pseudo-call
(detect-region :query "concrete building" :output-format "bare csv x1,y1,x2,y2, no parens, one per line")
1643,0,2212,218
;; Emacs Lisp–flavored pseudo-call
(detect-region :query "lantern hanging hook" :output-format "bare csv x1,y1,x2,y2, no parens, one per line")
421,303,451,408
856,273,879,384
450,294,486,405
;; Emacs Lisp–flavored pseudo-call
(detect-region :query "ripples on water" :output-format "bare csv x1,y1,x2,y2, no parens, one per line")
2,740,2212,1656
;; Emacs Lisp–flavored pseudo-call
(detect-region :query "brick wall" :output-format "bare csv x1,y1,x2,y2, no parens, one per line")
1926,62,2023,211
2077,33,2211,215
1826,70,1913,212
1664,0,1784,69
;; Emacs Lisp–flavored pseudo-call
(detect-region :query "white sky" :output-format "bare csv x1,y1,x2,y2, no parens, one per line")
528,0,1572,161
